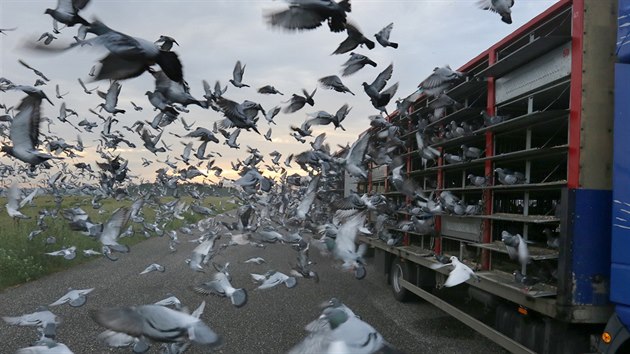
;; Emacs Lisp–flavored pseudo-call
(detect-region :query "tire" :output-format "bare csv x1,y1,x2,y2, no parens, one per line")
390,258,413,302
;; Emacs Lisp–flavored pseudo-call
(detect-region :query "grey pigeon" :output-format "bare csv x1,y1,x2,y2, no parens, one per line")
193,271,248,308
467,174,488,187
318,75,354,95
229,60,249,88
72,20,184,83
258,85,283,95
332,22,375,55
3,306,60,339
1,87,60,166
494,167,526,185
341,52,377,77
97,330,150,353
362,63,398,114
284,88,317,114
305,104,350,131
90,304,222,348
37,32,58,45
45,0,90,28
155,35,179,51
264,0,351,33
216,97,262,134
77,78,97,94
481,110,508,126
418,65,465,98
97,81,125,115
374,22,398,48
18,59,50,82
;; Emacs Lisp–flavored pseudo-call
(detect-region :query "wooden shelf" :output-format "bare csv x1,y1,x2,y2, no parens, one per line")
387,227,434,237
444,78,488,101
476,109,569,135
426,107,484,130
429,133,484,150
465,213,560,224
469,241,558,260
477,36,571,78
476,269,557,298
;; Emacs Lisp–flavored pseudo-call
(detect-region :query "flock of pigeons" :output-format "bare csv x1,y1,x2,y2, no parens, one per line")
1,0,520,353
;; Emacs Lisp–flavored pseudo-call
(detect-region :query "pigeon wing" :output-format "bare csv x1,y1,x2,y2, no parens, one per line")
100,207,130,249
370,63,394,93
265,7,325,31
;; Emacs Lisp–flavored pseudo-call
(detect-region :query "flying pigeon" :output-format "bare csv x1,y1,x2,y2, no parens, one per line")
50,288,94,307
502,230,529,266
44,0,91,28
45,246,77,260
318,75,354,95
341,52,377,77
430,256,479,287
230,60,249,88
477,0,515,24
332,22,375,55
374,22,398,48
362,63,398,114
90,304,222,348
258,85,283,95
264,0,351,33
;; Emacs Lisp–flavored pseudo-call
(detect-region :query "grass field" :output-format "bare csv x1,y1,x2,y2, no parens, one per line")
0,194,235,290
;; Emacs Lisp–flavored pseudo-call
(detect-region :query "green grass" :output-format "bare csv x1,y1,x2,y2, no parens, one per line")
0,195,236,290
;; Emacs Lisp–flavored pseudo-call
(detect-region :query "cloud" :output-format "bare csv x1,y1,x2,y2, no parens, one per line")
0,0,557,185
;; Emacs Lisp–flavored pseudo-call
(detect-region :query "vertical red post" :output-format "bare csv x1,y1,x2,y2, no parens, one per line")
568,0,584,189
482,51,497,270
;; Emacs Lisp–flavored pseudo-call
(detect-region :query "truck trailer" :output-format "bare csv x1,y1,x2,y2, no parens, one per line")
357,0,630,352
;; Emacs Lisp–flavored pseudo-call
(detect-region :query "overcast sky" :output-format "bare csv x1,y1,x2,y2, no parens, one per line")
0,0,558,186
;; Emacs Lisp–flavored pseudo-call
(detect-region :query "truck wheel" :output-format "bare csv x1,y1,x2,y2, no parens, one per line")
390,258,413,302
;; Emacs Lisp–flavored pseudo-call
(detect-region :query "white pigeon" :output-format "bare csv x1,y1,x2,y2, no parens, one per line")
430,256,479,287
6,182,30,220
50,288,94,307
154,295,183,309
15,342,74,354
45,246,77,260
244,257,266,264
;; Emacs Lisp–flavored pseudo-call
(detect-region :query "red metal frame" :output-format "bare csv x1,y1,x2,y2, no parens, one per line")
568,0,584,188
482,49,497,270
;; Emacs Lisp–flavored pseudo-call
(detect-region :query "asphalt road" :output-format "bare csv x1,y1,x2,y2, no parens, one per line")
0,212,506,354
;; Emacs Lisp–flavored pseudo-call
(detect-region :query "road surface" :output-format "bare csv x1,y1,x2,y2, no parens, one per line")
0,212,506,353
